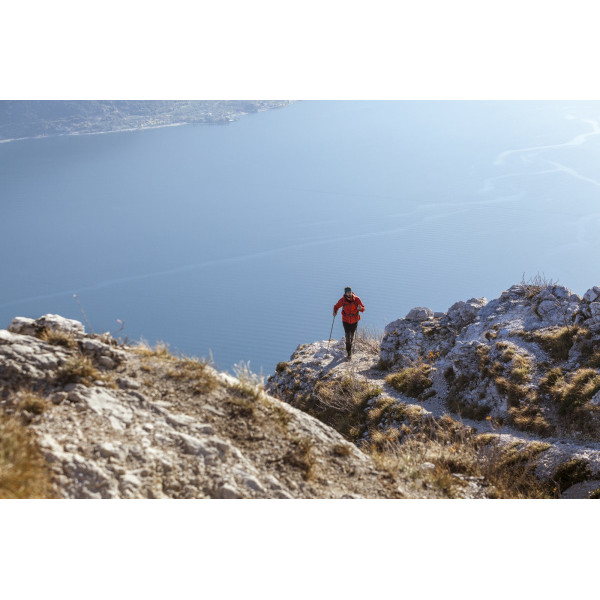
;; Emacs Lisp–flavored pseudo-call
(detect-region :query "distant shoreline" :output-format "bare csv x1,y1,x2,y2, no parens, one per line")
0,118,234,145
0,101,293,145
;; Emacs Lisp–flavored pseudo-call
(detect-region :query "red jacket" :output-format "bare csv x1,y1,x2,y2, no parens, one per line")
334,294,365,324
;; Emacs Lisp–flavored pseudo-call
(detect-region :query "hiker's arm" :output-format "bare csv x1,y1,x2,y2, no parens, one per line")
333,298,343,315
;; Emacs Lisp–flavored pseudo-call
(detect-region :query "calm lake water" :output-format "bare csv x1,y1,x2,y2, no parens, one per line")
2,101,600,375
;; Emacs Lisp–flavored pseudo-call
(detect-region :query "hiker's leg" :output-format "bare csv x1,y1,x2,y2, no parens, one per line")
347,322,357,353
343,321,352,354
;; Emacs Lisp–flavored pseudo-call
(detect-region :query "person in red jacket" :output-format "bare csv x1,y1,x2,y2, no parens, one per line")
333,286,365,358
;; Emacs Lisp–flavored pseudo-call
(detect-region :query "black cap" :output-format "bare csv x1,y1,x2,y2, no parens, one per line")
344,287,352,293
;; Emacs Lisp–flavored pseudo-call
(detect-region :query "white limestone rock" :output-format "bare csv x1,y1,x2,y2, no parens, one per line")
35,314,85,335
446,297,487,329
584,286,600,303
7,317,36,336
405,307,434,322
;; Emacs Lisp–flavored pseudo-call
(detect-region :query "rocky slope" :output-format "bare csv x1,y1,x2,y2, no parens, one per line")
5,281,600,499
0,314,399,499
266,282,600,499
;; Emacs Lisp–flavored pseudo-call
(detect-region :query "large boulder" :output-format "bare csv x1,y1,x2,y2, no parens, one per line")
8,314,85,336
405,307,434,322
583,286,600,303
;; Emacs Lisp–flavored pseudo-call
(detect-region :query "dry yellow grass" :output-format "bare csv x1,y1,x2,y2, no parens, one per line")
134,341,176,360
367,434,552,498
0,412,57,498
56,355,102,387
167,357,217,395
303,375,382,441
19,390,48,416
543,367,600,416
520,326,582,361
386,363,433,398
285,437,316,480
37,327,78,349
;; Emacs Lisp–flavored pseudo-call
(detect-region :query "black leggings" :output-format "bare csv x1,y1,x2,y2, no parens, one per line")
343,321,358,350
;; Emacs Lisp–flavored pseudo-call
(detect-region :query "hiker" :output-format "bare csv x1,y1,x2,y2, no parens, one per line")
333,286,365,358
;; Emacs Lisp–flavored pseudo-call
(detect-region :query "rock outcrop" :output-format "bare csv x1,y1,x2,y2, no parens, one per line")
267,283,600,499
0,315,399,499
378,284,600,438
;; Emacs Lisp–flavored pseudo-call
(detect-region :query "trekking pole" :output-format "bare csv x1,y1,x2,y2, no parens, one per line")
326,313,336,355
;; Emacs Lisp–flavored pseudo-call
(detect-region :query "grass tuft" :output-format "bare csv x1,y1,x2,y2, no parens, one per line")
0,412,57,498
386,363,433,398
19,390,48,416
368,434,552,498
166,357,217,395
56,355,101,387
546,368,600,415
285,437,316,480
134,341,176,360
295,374,382,442
275,361,291,374
332,443,352,457
519,272,558,299
552,459,592,495
519,326,580,361
37,327,78,349
225,362,266,416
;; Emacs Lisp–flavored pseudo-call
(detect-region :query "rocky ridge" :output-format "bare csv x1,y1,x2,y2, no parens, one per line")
266,282,600,499
5,281,600,499
0,314,398,499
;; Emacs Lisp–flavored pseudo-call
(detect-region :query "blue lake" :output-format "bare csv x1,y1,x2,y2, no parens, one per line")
2,101,600,375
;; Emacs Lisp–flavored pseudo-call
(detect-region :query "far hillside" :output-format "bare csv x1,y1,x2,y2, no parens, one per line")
0,100,291,140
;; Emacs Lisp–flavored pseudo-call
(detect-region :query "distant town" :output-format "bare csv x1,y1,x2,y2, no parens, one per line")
0,100,292,141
